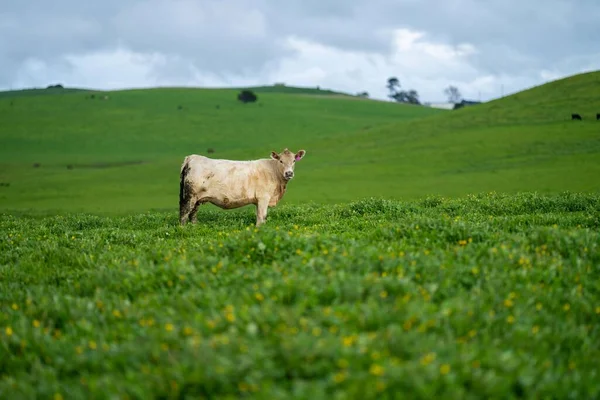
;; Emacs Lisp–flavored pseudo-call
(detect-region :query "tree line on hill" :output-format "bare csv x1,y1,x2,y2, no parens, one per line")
385,77,468,106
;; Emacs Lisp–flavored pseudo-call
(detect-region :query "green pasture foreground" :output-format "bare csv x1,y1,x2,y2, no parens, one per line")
1,192,599,399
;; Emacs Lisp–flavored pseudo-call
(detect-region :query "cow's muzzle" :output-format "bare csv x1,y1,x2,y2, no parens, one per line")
284,171,294,180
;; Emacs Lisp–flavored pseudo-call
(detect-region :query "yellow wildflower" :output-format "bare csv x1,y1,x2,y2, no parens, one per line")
440,364,451,375
333,371,346,383
420,352,436,366
369,364,384,376
5,327,13,336
226,312,235,323
342,336,356,347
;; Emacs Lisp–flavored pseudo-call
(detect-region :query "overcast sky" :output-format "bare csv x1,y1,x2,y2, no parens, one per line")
1,0,599,102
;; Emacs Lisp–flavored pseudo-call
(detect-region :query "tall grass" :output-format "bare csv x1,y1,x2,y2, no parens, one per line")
1,192,599,399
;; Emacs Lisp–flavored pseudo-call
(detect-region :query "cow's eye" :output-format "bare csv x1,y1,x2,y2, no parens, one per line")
279,160,283,163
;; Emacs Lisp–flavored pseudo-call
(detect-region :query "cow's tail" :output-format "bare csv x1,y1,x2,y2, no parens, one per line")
179,156,192,209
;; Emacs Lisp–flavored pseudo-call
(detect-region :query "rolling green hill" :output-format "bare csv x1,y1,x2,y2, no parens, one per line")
0,87,90,99
0,71,599,215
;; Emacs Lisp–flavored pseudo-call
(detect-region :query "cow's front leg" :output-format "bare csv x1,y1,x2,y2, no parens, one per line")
256,197,270,226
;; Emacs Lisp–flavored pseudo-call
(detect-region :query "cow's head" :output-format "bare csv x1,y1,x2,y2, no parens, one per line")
270,148,306,181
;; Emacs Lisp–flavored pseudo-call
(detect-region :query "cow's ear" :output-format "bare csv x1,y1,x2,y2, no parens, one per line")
295,150,306,161
270,151,280,160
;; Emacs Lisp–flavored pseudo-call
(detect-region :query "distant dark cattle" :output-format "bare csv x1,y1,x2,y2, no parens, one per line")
215,105,220,109
178,105,183,110
207,148,215,154
0,183,9,187
67,164,74,170
237,90,258,104
33,163,41,168
571,113,582,120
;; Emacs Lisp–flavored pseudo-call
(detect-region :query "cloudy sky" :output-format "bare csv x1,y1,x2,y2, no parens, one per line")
1,0,599,102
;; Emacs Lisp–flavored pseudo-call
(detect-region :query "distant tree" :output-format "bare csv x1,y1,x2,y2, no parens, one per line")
46,84,63,89
444,85,462,103
237,90,258,103
357,91,369,98
386,77,401,99
386,77,421,105
404,89,420,105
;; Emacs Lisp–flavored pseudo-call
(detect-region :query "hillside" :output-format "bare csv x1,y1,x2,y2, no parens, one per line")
1,70,599,214
240,84,350,96
0,86,90,99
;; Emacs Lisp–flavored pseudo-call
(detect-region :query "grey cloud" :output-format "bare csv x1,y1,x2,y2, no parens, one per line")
0,0,598,93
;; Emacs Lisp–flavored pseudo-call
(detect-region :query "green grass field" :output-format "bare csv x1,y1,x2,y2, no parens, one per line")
1,72,600,398
1,71,598,214
1,193,599,399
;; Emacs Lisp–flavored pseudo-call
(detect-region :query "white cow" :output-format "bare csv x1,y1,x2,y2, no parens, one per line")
179,148,306,226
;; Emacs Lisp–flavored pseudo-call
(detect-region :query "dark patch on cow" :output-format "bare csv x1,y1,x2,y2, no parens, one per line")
206,172,215,180
223,196,229,204
179,160,192,223
571,113,582,120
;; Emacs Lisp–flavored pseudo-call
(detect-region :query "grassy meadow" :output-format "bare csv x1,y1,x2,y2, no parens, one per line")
1,71,598,213
1,71,600,398
2,193,600,399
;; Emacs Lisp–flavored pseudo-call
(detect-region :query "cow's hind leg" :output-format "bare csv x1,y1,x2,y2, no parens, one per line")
179,197,194,225
189,200,202,224
179,162,193,225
